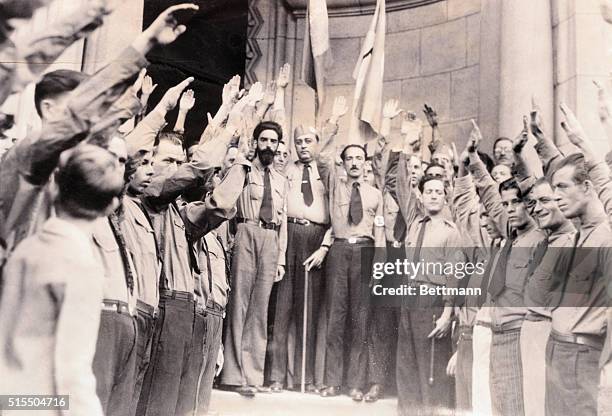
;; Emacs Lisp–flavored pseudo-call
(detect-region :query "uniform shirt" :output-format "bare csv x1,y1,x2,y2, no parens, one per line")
404,216,465,305
551,211,612,337
235,157,288,266
523,221,576,319
121,195,161,308
329,176,385,247
0,46,148,253
285,160,329,225
143,155,250,293
197,230,230,308
91,217,137,313
0,217,104,416
489,222,546,327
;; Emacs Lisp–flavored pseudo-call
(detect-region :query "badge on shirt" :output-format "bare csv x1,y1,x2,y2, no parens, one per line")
374,215,385,227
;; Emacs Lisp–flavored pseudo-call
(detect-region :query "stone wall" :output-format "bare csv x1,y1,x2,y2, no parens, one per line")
289,0,484,150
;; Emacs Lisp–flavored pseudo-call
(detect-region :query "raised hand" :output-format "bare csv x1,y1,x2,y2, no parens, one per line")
594,80,612,123
141,74,157,96
401,111,423,150
529,96,546,139
143,3,199,46
331,96,349,123
277,63,291,89
132,68,147,94
383,98,402,119
179,89,195,113
467,119,482,153
263,80,276,106
159,77,194,111
222,75,241,106
559,102,592,152
423,103,439,128
513,116,530,153
245,81,264,106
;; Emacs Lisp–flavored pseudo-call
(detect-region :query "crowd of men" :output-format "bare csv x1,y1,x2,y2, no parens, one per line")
0,1,612,416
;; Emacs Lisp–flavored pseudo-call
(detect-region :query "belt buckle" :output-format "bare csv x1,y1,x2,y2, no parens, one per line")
392,241,402,248
302,219,311,226
348,237,357,244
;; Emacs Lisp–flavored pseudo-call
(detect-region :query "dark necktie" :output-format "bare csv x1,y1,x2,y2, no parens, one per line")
108,214,134,295
202,237,213,299
260,167,273,223
302,163,314,206
393,211,407,242
488,232,516,300
477,239,501,307
348,182,363,225
412,216,430,264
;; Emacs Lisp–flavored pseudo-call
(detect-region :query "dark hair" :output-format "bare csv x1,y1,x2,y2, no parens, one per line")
425,162,445,175
125,149,151,182
56,145,125,219
154,132,185,156
253,121,283,143
340,144,367,161
552,153,589,185
498,177,522,199
493,137,512,151
418,173,445,193
34,70,87,117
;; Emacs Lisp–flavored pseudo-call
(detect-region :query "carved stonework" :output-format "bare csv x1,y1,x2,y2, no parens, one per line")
284,0,442,17
245,0,264,86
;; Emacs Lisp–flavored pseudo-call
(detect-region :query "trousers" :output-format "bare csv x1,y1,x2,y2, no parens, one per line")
520,319,550,416
196,307,224,414
489,328,524,416
130,302,157,416
472,324,493,416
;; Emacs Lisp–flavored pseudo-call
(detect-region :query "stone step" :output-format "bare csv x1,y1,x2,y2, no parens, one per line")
208,389,397,416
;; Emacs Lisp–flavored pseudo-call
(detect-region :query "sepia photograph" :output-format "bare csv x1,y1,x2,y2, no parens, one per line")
0,0,611,415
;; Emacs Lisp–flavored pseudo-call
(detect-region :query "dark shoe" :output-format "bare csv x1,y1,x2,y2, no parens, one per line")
364,384,383,403
320,386,341,397
349,388,363,402
255,385,271,393
235,385,256,397
270,381,283,393
305,383,320,394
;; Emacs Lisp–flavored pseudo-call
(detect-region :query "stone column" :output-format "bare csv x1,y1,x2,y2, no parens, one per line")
498,0,553,174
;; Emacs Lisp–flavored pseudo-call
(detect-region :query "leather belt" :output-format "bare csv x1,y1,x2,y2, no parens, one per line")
195,305,206,316
458,325,473,341
524,313,551,323
551,330,604,351
475,320,492,329
136,300,158,317
160,289,194,302
236,217,280,231
334,237,374,244
102,299,130,315
390,240,404,248
491,319,523,333
287,217,328,227
205,300,225,318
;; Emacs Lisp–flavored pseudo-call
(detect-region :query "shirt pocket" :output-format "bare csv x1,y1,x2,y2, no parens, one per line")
173,217,188,249
505,255,530,292
92,232,119,254
133,216,157,255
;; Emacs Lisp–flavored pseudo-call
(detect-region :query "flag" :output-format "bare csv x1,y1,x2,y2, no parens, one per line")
348,0,386,145
301,0,332,114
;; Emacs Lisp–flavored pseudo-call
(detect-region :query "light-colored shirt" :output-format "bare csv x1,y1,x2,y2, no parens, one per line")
198,230,230,307
489,223,546,327
236,157,288,266
285,160,329,225
0,217,104,416
329,177,385,247
121,196,161,308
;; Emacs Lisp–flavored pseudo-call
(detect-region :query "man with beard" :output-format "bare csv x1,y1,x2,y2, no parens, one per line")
221,120,288,397
319,144,385,402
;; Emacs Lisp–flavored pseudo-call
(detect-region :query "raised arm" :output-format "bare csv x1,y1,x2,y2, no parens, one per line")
174,88,195,134
466,120,508,237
